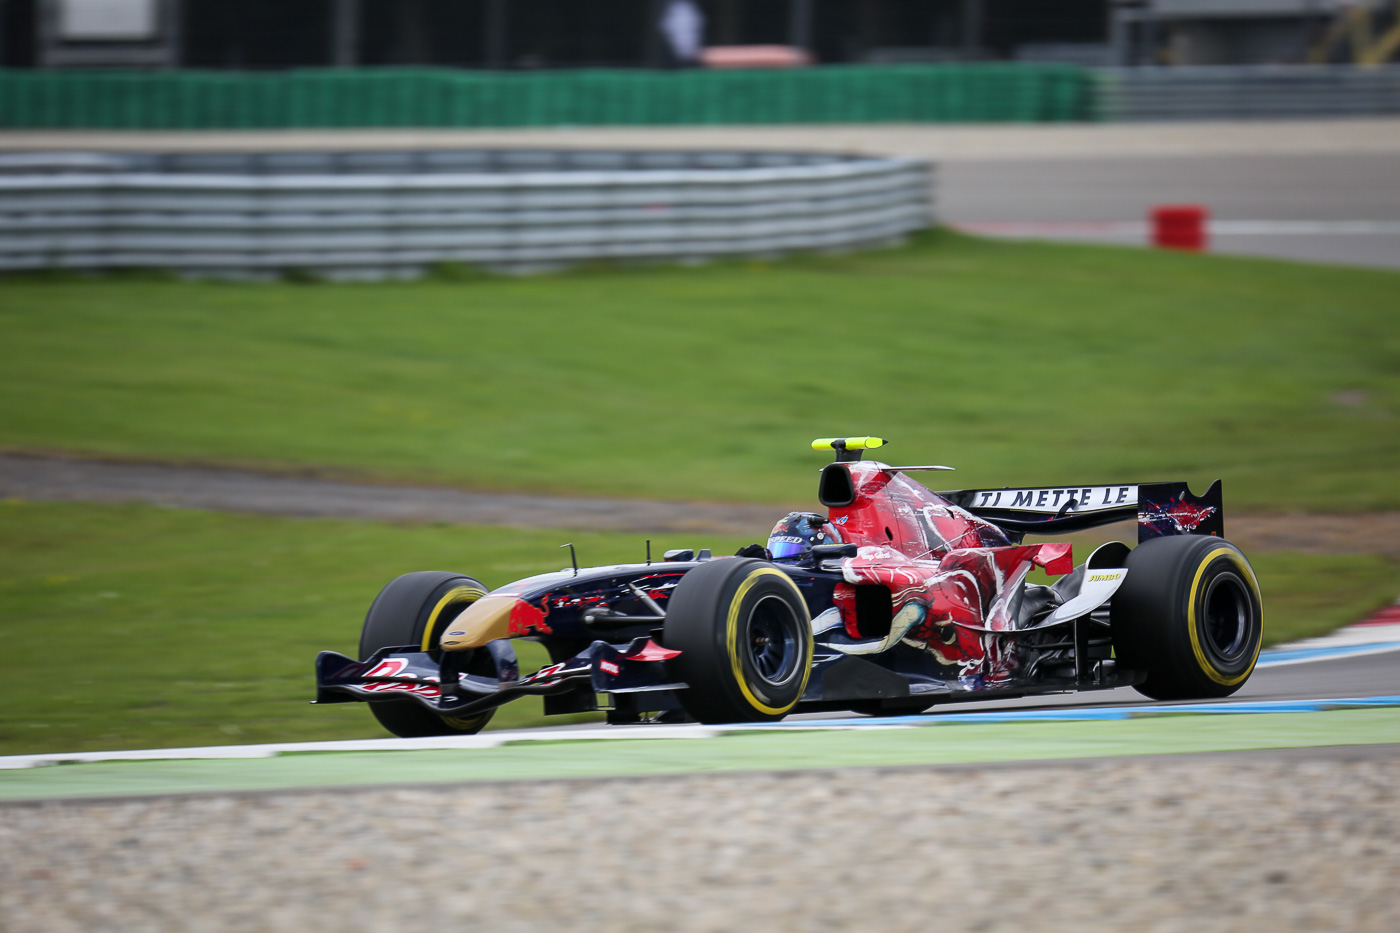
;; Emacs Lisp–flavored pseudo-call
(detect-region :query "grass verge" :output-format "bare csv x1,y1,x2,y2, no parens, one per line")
2,230,1398,511
1,500,1395,757
0,500,748,756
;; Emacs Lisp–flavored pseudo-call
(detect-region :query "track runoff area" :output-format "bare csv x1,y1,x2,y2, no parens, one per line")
2,608,1398,803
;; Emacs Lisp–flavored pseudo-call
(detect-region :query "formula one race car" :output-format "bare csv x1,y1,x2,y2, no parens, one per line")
314,437,1263,734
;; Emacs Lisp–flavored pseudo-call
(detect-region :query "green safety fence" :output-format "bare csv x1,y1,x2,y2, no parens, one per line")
0,64,1096,129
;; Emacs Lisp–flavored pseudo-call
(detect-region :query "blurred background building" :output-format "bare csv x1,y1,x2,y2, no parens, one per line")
0,0,1096,70
1113,0,1399,66
0,0,1391,71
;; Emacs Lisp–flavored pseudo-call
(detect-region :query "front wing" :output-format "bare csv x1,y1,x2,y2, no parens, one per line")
314,636,684,718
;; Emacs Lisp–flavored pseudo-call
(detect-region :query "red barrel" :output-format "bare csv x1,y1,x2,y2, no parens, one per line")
1151,205,1209,252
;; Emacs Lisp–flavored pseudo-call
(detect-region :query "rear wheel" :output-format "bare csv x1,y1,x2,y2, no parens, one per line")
359,571,496,737
662,559,813,724
1110,536,1263,701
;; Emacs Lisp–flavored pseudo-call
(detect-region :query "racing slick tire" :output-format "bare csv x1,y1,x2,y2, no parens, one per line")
662,559,813,724
1110,535,1263,701
359,571,496,737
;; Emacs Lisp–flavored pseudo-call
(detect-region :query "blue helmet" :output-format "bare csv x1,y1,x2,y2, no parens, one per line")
766,511,841,562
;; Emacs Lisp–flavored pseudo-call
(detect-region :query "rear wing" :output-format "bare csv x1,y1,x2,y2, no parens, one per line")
938,480,1224,543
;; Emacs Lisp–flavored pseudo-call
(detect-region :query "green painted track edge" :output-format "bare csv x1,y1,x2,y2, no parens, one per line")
2,708,1399,803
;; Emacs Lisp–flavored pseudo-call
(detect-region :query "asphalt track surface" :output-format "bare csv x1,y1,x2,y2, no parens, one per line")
6,453,1400,556
6,119,1399,269
818,642,1400,717
939,151,1400,269
0,452,786,535
498,621,1400,733
596,627,1400,730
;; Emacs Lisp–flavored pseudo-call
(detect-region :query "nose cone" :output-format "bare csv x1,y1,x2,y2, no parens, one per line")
439,596,548,651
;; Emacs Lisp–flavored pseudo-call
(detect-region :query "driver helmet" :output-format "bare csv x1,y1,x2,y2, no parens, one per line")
766,511,841,562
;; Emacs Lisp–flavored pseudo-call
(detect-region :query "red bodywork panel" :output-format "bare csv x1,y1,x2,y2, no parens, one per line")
827,462,1073,682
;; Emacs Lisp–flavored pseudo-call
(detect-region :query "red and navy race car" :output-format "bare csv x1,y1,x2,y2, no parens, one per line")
315,437,1263,734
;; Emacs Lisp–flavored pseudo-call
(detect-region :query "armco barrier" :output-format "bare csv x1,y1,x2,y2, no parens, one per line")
1099,64,1400,121
0,149,933,278
0,65,1093,129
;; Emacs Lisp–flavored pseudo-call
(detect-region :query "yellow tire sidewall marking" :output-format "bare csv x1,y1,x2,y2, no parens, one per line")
425,584,490,729
421,585,487,652
725,568,813,716
1187,547,1262,686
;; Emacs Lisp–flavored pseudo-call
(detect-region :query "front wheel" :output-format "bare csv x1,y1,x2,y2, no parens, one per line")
1110,536,1263,701
662,559,813,724
359,571,497,737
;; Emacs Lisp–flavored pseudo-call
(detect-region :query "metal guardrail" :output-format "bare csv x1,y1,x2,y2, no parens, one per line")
0,150,934,278
1100,65,1400,121
0,148,867,175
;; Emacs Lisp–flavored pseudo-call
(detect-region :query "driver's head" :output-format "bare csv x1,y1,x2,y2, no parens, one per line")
766,511,841,562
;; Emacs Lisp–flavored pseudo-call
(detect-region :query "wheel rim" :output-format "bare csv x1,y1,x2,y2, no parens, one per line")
746,594,802,686
1203,572,1251,663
